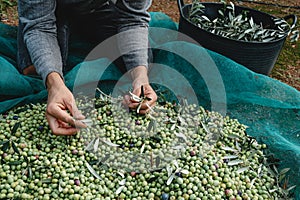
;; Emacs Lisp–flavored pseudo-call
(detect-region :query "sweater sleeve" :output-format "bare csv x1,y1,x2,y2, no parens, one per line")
115,0,152,71
18,0,63,85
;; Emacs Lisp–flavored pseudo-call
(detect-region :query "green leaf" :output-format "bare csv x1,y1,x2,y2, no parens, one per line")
119,179,126,186
116,185,125,195
155,157,160,168
101,139,119,147
147,119,157,132
23,156,29,163
86,162,102,180
94,137,100,152
1,140,10,152
287,185,297,192
42,178,52,183
223,155,238,160
236,166,249,174
227,159,243,166
12,141,20,154
9,160,23,165
167,166,173,177
279,168,290,175
221,146,238,152
28,166,33,179
167,173,175,185
11,122,21,134
85,138,95,151
59,179,63,192
140,143,145,154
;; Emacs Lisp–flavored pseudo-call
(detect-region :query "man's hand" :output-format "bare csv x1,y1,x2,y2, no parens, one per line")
123,66,157,114
46,72,86,136
124,84,157,114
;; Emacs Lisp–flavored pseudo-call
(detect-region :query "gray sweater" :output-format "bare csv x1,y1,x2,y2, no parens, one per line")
18,0,152,84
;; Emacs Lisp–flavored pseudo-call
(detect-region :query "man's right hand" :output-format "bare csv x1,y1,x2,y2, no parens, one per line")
45,72,86,136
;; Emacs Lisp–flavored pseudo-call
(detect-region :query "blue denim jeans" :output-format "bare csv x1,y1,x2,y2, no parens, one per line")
17,0,152,84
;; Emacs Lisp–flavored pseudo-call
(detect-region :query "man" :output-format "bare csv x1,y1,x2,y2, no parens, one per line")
17,0,157,136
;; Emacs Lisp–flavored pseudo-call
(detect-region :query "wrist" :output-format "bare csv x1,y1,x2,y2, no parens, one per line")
46,72,64,90
130,66,149,88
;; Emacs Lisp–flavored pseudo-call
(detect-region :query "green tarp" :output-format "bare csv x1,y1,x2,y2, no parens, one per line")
0,12,299,198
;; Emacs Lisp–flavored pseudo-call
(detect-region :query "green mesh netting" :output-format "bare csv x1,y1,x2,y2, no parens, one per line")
0,12,299,199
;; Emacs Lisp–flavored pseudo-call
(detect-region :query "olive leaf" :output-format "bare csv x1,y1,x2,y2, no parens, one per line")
201,122,211,134
80,119,93,127
227,159,243,166
101,139,119,147
42,178,52,183
1,140,10,152
116,185,125,195
250,178,256,189
257,164,263,177
117,170,125,178
166,173,175,185
180,169,189,175
227,134,241,139
236,166,249,174
147,119,157,132
94,137,100,152
11,141,20,154
223,155,238,160
155,156,161,168
287,185,297,192
189,1,294,42
175,132,187,142
167,166,173,177
28,166,33,179
86,162,102,180
170,123,176,131
137,103,142,114
84,138,95,151
9,160,23,165
221,146,238,152
23,155,29,163
119,179,126,186
140,143,145,154
59,179,63,192
177,116,187,126
269,188,278,193
279,168,290,175
11,122,20,135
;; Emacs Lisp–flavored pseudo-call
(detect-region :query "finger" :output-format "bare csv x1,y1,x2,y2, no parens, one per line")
67,100,85,120
123,95,131,106
131,88,141,98
138,101,156,114
47,104,86,129
46,113,78,136
123,95,141,109
137,103,156,114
